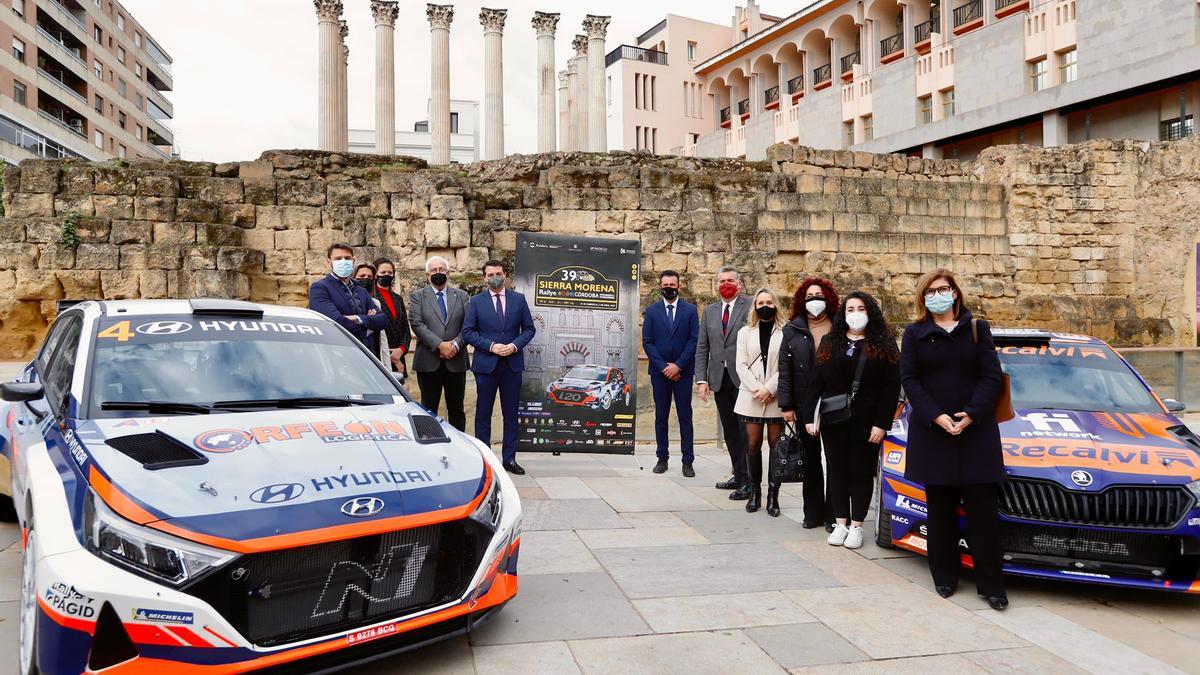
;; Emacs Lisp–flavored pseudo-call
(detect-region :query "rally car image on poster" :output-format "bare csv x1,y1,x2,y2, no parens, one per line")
545,365,632,411
0,299,520,674
879,329,1200,594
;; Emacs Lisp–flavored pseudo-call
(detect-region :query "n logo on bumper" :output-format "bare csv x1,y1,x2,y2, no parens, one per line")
310,543,431,618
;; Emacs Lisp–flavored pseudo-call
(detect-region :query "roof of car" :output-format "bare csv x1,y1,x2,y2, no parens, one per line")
71,299,326,321
991,327,1108,347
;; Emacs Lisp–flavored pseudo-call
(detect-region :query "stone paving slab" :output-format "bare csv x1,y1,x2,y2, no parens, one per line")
632,591,815,633
962,646,1088,674
520,498,630,531
582,477,717,512
518,531,602,575
614,511,687,528
676,510,830,544
782,541,907,587
473,640,581,675
356,635,475,674
568,631,787,675
469,573,650,646
745,621,870,669
576,526,710,550
534,477,600,500
790,653,991,674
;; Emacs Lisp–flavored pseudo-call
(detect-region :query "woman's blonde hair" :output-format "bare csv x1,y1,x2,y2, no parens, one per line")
746,287,787,329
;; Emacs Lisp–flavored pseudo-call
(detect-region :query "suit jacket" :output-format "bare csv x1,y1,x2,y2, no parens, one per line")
408,284,471,373
642,299,699,378
695,296,751,391
309,274,390,352
462,289,536,374
374,288,411,368
734,324,784,419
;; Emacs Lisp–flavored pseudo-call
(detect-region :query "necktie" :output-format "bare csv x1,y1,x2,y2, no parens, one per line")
667,303,675,326
494,293,504,320
437,291,447,321
722,303,730,335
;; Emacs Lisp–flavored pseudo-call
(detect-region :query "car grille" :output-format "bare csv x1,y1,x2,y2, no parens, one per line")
999,522,1177,568
999,478,1194,529
557,391,585,402
186,520,492,647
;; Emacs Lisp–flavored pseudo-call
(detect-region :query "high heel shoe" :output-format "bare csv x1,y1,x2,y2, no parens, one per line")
765,482,780,517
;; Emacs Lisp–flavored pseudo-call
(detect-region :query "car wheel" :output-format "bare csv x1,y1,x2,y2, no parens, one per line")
0,495,16,523
19,524,39,675
875,459,894,549
602,393,613,410
623,389,631,407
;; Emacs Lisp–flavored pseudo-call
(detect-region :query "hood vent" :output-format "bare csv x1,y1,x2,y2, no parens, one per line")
409,414,450,444
105,431,209,470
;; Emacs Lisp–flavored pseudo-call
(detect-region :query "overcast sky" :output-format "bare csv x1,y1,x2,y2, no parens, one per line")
122,1,791,163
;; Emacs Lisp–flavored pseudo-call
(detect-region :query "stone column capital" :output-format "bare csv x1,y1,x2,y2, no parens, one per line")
582,14,610,40
479,7,507,34
338,19,348,42
572,34,588,56
314,0,342,23
427,3,454,30
370,0,399,26
558,71,569,87
532,11,559,37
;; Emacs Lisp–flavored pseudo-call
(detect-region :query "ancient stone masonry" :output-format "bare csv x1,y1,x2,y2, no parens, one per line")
1,138,1198,358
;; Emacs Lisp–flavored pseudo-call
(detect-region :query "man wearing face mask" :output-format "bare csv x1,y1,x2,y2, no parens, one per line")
463,260,537,475
309,242,390,353
409,256,470,432
696,266,752,497
642,270,701,477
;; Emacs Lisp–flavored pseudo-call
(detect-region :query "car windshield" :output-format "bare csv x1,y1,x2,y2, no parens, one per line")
87,314,404,417
998,342,1160,413
564,366,607,381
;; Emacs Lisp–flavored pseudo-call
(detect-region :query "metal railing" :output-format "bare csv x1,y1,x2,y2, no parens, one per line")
840,50,861,73
996,0,1024,8
36,26,86,68
764,85,779,105
953,0,984,27
47,0,86,31
880,32,904,57
719,106,731,124
787,74,804,94
604,45,668,68
813,62,832,84
37,68,87,104
737,98,750,116
914,19,933,43
37,109,85,138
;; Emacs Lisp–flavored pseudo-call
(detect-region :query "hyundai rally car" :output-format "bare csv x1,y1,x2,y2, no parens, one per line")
545,365,632,411
880,328,1200,593
0,299,520,674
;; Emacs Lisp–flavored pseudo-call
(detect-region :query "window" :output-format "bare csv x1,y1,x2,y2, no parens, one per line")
94,59,102,78
1160,115,1194,141
919,95,932,124
94,26,102,43
118,47,125,64
135,124,142,140
134,32,141,47
862,114,873,141
42,318,82,416
687,41,697,61
1059,48,1077,83
135,63,142,80
118,79,126,97
845,121,855,147
118,111,126,129
13,81,25,106
135,93,143,110
607,75,612,105
450,112,459,134
941,87,955,117
94,94,103,112
11,37,23,63
118,144,126,158
94,129,103,148
12,0,23,17
689,132,700,144
117,13,125,30
1028,58,1048,92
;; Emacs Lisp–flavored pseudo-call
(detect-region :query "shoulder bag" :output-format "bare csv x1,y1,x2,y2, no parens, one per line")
818,343,866,426
769,421,805,483
972,318,1016,423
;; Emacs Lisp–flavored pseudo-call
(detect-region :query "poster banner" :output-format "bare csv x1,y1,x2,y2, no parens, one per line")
514,233,641,454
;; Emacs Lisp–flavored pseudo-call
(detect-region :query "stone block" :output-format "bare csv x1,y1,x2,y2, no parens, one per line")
153,222,197,245
308,228,344,253
217,203,256,227
55,195,94,217
682,190,712,211
176,270,250,300
94,195,134,219
274,229,308,250
641,168,689,190
389,195,412,219
610,188,640,210
430,194,469,220
15,268,62,299
93,168,137,195
73,218,110,243
185,247,218,270
180,176,244,203
20,161,60,193
277,179,326,206
140,270,169,298
75,244,120,270
424,220,450,247
241,229,275,251
380,170,414,193
176,199,218,223
10,193,54,217
449,220,470,248
217,247,265,274
134,197,176,221
608,166,640,188
37,243,75,269
243,178,277,206
0,221,24,243
369,193,390,218
327,181,372,207
640,189,682,211
547,166,610,189
256,205,321,230
551,188,610,210
145,244,183,270
249,275,279,302
523,187,551,208
136,174,179,197
201,224,243,246
456,246,490,271
100,270,139,299
541,210,597,234
238,161,274,179
57,270,100,298
264,250,305,275
60,166,95,195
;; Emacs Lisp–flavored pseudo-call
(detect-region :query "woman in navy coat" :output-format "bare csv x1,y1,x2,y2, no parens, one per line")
899,268,1008,610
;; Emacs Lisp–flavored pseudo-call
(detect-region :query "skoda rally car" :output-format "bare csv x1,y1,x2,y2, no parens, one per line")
880,329,1200,593
0,299,520,674
545,365,632,411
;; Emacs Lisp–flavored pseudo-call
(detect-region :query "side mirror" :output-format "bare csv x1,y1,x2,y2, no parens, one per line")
1,382,44,403
1163,398,1186,413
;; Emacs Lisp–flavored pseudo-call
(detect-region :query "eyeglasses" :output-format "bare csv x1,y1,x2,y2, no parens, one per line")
923,286,953,299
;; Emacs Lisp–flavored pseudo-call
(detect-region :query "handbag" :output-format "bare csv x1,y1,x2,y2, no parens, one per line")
769,422,805,483
818,343,867,426
972,319,1016,423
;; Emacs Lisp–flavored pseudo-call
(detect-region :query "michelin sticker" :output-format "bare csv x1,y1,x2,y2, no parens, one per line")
895,494,928,515
132,608,194,624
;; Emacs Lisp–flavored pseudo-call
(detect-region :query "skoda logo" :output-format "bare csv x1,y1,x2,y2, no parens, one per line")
251,483,305,504
136,320,192,335
341,497,385,518
1070,470,1093,487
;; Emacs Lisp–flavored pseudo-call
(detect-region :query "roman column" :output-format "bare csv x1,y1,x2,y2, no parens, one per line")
583,15,610,152
532,11,559,153
338,20,349,151
314,0,342,151
571,34,589,151
557,70,568,151
372,1,399,154
479,8,507,160
566,57,580,151
428,4,454,165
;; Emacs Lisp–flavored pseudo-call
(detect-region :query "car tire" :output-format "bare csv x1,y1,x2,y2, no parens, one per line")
602,393,612,411
0,495,17,523
875,458,894,549
19,524,39,675
623,389,631,407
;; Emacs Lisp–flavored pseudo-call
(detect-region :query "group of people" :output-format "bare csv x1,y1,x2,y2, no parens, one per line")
646,266,1009,610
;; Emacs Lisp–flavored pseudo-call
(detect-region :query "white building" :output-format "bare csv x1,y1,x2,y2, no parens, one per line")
349,99,479,163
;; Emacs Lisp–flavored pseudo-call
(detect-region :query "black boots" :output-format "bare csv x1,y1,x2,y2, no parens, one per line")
746,452,762,513
766,482,780,517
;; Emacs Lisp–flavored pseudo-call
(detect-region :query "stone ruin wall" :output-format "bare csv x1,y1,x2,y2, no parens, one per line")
1,136,1198,359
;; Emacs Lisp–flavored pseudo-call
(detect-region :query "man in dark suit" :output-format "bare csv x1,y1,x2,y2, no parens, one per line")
463,259,536,475
642,270,700,477
409,256,471,431
696,265,752,498
308,242,390,353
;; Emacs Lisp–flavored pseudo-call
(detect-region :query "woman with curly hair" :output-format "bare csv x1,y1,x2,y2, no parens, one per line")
803,290,901,549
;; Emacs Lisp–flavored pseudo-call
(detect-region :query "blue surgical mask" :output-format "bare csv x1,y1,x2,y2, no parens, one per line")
331,259,354,278
925,293,955,315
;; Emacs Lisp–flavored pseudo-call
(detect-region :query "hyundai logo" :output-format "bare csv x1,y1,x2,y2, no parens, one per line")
1070,470,1093,487
341,497,385,517
136,320,193,335
250,483,305,504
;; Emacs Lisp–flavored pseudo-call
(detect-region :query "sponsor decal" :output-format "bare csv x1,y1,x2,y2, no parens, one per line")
195,320,323,335
1060,570,1112,579
1018,413,1101,440
890,514,910,525
534,266,620,310
310,470,433,493
62,428,88,467
1188,517,1200,527
347,622,398,645
194,429,254,453
136,320,193,336
250,482,306,504
132,608,194,624
885,450,903,465
314,542,431,618
918,523,928,536
901,534,928,551
1032,533,1130,558
1070,470,1094,487
1001,442,1197,472
889,418,906,437
341,497,385,518
247,420,411,445
895,494,928,515
44,583,95,619
997,345,1108,359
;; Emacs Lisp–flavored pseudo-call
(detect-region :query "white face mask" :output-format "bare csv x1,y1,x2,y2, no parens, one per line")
846,312,869,332
805,300,826,318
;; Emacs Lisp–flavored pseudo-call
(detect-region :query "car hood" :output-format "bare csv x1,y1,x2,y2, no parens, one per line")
552,378,602,389
73,403,488,543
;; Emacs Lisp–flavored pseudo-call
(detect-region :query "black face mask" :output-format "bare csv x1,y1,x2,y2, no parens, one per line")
430,273,448,287
756,306,777,321
376,275,394,288
354,278,375,290
660,287,679,301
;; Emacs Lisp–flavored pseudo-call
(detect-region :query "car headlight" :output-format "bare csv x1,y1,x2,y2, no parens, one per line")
471,477,503,530
1188,479,1200,501
83,490,236,587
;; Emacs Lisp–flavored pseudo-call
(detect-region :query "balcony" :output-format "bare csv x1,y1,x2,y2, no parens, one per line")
996,0,1024,7
813,63,832,86
953,0,983,29
37,92,87,139
787,74,804,95
36,51,87,104
914,20,933,44
604,45,668,68
719,106,731,126
36,26,86,69
880,32,904,60
737,98,750,116
764,85,779,107
47,0,86,32
840,50,861,74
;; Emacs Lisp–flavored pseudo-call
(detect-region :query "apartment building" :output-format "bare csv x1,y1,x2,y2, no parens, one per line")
608,0,1199,161
0,0,174,165
348,99,480,164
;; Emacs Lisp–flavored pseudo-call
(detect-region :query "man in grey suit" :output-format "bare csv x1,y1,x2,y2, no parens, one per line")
408,255,470,431
696,265,753,499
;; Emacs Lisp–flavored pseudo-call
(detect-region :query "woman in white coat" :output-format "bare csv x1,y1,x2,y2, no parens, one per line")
735,288,787,515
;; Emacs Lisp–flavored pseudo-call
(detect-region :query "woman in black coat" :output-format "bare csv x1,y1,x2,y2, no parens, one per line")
803,291,900,551
372,258,411,373
900,268,1007,610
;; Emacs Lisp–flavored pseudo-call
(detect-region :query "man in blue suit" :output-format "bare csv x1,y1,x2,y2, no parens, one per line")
308,242,390,353
643,270,700,477
463,259,537,475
